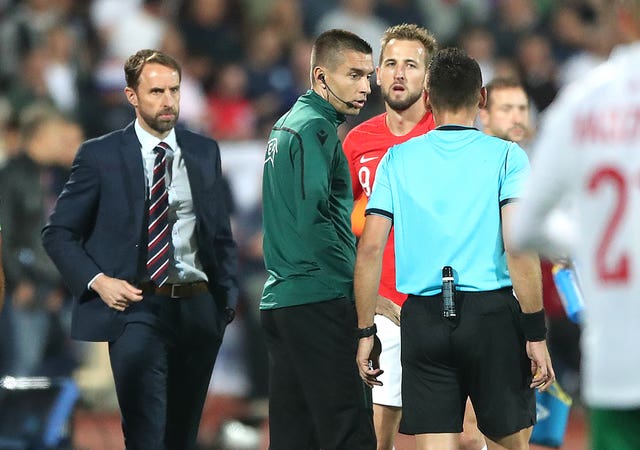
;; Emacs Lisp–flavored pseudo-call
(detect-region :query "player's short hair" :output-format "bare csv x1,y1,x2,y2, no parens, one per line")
310,29,372,71
379,23,438,66
484,77,528,109
124,49,182,90
427,48,482,112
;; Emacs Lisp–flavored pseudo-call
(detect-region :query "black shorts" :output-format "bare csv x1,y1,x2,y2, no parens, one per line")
261,298,375,450
400,287,536,437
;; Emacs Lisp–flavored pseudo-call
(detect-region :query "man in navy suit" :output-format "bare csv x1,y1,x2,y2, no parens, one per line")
42,49,238,450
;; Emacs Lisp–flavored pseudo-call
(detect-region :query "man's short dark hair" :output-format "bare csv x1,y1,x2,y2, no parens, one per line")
310,29,372,70
484,77,527,109
124,49,182,89
427,48,482,112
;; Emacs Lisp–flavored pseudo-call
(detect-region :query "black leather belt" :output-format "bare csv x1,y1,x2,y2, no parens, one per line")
141,281,209,298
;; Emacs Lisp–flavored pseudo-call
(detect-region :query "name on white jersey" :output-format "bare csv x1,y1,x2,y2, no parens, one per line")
575,108,640,144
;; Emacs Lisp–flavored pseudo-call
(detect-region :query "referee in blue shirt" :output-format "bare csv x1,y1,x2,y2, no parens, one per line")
354,48,555,450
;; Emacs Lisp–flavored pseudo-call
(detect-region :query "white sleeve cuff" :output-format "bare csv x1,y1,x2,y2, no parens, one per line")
88,273,103,291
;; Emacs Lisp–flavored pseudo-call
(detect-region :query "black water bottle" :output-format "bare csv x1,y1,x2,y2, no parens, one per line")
442,266,456,318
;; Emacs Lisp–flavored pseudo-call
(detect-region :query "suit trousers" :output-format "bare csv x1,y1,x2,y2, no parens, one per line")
109,291,225,450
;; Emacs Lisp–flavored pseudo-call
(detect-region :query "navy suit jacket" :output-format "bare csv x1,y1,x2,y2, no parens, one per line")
42,123,238,341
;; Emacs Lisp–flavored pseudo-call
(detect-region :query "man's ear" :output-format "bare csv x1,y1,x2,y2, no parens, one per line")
479,86,487,109
312,66,326,87
124,86,138,107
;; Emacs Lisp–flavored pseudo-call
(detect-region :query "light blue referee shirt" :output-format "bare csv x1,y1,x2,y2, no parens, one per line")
366,125,530,295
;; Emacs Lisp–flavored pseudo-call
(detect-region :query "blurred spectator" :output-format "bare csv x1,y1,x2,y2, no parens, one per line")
5,47,55,116
517,33,559,111
417,0,491,46
0,106,83,377
375,0,424,29
178,0,244,88
492,58,523,81
460,26,497,84
100,0,168,63
289,38,314,94
491,0,548,59
42,24,82,116
299,0,339,36
240,0,272,25
89,0,142,42
261,0,305,48
82,58,134,137
316,0,389,58
245,23,297,137
52,1,100,73
0,0,63,85
207,63,257,141
0,0,12,16
554,1,619,87
551,1,598,60
479,77,534,146
160,24,209,133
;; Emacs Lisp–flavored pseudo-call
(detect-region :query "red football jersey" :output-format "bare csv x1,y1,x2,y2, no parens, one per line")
343,111,435,305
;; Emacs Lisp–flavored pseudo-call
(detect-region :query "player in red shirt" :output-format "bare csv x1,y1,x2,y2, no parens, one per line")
344,24,486,450
344,24,435,313
344,108,434,308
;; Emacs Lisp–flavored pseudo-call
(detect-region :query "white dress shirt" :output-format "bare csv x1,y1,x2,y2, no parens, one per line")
135,121,207,284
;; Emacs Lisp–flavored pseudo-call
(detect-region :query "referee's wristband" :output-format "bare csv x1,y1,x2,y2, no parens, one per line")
520,309,547,342
356,323,377,339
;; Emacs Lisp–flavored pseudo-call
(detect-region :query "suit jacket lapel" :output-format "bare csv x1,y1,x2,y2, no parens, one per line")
178,130,216,198
120,123,146,232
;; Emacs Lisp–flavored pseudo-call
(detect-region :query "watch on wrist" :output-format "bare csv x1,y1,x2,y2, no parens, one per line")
356,323,377,339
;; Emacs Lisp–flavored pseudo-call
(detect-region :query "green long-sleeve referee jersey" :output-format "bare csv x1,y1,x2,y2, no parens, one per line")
260,90,356,309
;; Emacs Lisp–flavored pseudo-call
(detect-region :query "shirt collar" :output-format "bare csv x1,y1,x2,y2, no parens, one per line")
435,125,478,131
134,119,178,154
302,90,346,127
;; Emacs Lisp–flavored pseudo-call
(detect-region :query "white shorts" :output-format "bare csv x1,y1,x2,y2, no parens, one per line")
372,314,402,407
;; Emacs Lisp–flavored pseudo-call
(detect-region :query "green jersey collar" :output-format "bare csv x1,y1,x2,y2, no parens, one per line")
302,90,346,127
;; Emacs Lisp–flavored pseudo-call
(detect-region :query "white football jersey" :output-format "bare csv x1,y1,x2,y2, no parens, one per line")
513,42,640,409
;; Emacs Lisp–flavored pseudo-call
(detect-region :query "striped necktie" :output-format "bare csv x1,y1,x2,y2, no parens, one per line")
147,141,171,286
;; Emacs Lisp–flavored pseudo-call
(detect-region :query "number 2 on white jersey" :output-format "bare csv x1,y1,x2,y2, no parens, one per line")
588,166,630,283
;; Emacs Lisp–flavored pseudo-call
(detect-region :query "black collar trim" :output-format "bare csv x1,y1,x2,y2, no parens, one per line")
436,125,478,131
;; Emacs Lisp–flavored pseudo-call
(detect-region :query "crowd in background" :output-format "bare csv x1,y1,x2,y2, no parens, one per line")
0,0,621,145
0,0,616,443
